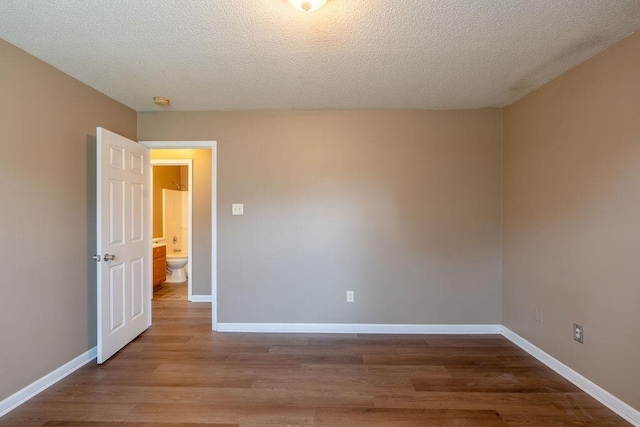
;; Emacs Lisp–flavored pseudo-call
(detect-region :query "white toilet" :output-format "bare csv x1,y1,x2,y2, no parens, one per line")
166,252,188,283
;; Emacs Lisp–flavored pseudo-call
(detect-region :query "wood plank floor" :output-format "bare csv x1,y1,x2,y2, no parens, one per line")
0,300,630,426
153,282,187,301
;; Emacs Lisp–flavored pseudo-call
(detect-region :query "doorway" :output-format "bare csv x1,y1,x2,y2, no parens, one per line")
141,141,218,331
151,159,193,301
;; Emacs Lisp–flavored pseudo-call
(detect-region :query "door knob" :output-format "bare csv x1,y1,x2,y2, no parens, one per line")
103,254,116,261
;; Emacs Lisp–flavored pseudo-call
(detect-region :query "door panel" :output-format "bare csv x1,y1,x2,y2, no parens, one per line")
131,257,144,319
131,182,144,242
109,179,125,246
109,263,126,333
97,128,151,364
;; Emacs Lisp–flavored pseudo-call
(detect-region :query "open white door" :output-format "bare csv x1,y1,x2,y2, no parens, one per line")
96,128,151,364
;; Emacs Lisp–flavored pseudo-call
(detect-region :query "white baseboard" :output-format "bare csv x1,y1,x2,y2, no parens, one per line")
217,323,502,334
501,327,640,426
0,347,96,417
190,295,212,303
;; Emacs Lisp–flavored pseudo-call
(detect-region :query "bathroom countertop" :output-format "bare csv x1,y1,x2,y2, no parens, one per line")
152,243,167,248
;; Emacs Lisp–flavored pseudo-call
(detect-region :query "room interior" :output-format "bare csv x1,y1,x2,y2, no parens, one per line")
1,1,639,425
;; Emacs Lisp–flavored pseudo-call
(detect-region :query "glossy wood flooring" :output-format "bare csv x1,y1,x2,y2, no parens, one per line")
153,281,188,301
0,301,629,426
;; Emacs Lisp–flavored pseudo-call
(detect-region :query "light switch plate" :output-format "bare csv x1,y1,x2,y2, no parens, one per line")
232,204,244,215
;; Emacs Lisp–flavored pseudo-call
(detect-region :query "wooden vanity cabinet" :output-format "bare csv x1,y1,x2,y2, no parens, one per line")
153,245,167,290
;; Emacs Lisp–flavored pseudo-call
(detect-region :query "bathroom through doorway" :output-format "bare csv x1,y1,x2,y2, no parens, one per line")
151,159,193,301
142,141,218,330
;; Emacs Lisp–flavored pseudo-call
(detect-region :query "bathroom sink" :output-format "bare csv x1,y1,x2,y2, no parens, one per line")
152,239,167,248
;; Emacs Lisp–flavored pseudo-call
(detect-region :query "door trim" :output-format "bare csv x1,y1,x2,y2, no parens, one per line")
140,140,218,330
150,159,194,301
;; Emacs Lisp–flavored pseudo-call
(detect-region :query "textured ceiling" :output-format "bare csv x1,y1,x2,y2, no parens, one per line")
1,1,639,111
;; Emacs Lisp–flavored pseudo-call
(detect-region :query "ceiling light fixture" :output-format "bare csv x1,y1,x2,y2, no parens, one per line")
287,0,327,12
153,96,171,107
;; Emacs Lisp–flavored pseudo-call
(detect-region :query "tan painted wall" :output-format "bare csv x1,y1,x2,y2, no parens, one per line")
150,150,212,296
152,165,185,238
138,110,503,324
503,31,640,409
0,39,136,401
180,166,189,191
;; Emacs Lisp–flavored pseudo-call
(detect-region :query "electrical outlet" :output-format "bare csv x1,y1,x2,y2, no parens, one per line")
573,323,584,343
346,291,354,303
535,307,544,323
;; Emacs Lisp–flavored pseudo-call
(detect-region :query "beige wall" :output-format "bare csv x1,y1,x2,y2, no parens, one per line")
503,31,640,409
139,110,503,324
150,150,212,296
0,39,136,401
152,165,186,238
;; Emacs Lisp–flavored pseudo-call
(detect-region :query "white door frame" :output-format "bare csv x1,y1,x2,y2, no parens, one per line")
150,159,194,301
140,140,217,331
